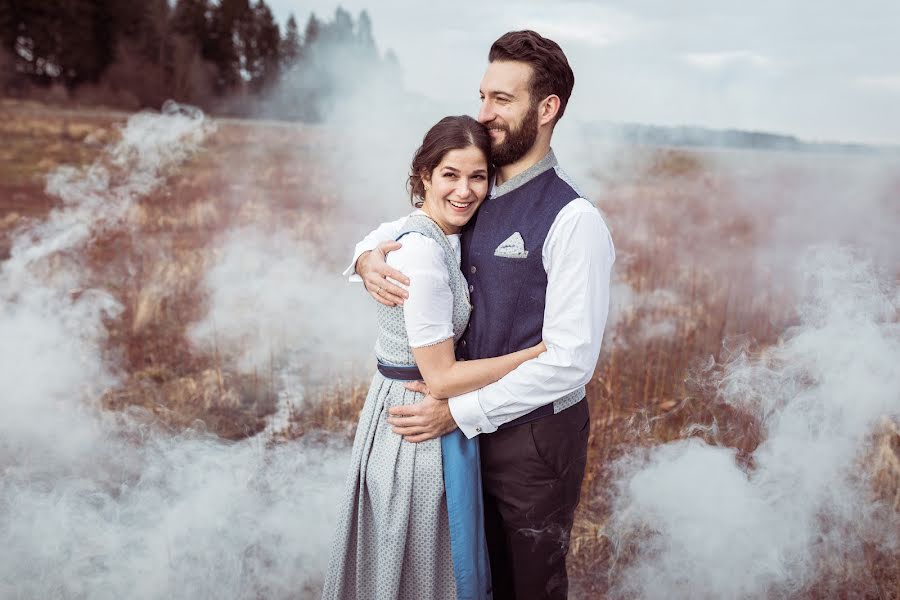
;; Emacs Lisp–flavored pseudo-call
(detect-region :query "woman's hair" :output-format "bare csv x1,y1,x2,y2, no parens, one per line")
408,115,493,207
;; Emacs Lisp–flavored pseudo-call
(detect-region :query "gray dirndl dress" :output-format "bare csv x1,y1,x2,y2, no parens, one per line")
322,215,490,600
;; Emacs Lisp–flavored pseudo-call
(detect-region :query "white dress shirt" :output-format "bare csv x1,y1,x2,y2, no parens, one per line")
344,199,615,438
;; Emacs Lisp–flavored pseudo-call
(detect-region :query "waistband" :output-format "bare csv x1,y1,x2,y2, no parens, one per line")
376,362,423,381
497,402,555,430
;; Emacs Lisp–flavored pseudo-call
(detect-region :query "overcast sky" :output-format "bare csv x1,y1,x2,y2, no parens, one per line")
267,0,900,145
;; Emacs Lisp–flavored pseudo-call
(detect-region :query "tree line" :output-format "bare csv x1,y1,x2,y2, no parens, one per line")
0,1,401,121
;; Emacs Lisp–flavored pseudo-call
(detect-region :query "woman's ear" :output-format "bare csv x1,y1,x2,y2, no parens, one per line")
421,171,431,191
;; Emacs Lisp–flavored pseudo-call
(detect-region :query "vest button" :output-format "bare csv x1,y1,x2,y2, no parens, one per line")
470,265,477,274
461,340,467,347
469,284,474,293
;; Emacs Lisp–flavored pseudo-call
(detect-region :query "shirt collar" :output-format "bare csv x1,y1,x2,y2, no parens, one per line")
489,149,558,199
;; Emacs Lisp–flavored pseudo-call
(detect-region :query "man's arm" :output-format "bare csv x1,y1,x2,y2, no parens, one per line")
342,215,411,306
447,200,615,438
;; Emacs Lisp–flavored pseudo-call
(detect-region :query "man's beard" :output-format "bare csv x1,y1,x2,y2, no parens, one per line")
491,103,540,167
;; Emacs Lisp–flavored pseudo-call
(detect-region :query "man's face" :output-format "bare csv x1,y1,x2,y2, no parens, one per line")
478,60,541,167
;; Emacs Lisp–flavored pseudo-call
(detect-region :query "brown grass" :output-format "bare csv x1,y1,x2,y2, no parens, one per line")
1,100,896,598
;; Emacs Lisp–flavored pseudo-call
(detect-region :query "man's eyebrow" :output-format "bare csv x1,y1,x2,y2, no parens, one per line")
481,89,516,98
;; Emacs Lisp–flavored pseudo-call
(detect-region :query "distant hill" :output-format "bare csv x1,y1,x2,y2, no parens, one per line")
586,122,900,155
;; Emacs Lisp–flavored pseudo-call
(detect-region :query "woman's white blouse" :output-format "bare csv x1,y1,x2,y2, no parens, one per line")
386,223,462,348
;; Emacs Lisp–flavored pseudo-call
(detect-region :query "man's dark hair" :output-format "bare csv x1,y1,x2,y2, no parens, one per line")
489,30,575,123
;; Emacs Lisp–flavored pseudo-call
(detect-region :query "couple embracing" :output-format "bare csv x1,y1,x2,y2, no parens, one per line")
323,30,615,600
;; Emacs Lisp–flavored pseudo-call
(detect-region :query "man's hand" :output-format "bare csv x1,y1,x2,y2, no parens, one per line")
387,382,458,443
357,241,410,307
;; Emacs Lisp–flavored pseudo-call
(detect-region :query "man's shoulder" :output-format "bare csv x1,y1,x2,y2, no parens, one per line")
549,164,589,203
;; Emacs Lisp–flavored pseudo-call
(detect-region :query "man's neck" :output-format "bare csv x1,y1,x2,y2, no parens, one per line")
495,138,552,187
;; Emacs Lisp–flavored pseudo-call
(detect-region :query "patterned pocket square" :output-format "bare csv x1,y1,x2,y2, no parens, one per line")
494,232,529,259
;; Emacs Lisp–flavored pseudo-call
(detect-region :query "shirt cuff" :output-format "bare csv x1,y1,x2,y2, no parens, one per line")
342,247,372,282
448,390,497,439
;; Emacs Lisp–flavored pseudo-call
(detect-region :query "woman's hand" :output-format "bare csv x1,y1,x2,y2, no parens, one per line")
532,341,547,358
357,241,410,307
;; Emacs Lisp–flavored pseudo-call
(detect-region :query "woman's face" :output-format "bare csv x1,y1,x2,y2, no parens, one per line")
421,145,490,234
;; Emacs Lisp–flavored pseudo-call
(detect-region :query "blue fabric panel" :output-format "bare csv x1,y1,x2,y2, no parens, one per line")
442,430,492,599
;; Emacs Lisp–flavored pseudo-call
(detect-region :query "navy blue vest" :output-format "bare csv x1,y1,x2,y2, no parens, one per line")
458,158,580,361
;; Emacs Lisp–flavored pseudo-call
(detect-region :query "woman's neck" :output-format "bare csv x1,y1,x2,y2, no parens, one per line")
419,206,460,235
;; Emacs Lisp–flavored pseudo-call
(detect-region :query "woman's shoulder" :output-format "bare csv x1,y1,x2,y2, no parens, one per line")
386,232,445,271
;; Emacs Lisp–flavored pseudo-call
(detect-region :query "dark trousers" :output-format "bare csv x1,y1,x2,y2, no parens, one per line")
480,400,590,600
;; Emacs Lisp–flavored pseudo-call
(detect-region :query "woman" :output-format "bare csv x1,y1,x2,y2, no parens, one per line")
322,116,544,600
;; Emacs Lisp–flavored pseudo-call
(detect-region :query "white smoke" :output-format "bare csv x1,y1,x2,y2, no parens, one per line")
606,281,684,346
1,101,212,459
188,226,375,376
608,246,899,599
0,104,352,598
1,424,348,599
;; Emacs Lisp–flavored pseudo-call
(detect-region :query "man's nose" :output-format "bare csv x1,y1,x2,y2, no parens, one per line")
478,100,494,124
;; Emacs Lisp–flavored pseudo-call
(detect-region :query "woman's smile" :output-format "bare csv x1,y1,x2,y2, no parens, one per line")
448,199,475,211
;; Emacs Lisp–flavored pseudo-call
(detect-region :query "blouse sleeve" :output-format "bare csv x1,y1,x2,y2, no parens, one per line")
386,233,454,348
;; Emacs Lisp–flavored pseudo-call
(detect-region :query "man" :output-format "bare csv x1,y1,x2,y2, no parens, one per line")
346,31,614,599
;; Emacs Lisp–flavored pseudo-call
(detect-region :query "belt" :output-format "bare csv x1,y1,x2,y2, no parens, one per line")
376,362,423,381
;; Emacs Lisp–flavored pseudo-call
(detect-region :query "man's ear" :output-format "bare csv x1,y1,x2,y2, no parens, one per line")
539,95,561,127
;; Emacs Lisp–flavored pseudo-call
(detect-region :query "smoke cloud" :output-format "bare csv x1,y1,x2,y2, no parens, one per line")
188,226,375,377
0,103,352,598
607,247,899,599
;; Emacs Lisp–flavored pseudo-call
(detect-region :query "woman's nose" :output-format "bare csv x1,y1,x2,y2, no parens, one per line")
456,181,472,198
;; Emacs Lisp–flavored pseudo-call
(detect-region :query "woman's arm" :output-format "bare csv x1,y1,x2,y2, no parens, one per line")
390,232,544,398
411,340,546,400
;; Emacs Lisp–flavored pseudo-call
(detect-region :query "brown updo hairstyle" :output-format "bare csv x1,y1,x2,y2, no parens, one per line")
408,115,493,208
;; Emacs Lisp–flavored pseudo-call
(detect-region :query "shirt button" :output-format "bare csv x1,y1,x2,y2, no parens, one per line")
475,426,482,433
470,265,477,274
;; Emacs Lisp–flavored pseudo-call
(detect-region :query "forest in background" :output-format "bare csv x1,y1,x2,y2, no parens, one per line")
0,1,401,121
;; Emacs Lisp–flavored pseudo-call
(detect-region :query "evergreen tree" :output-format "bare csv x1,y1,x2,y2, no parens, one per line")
330,6,353,44
280,13,300,67
247,0,280,92
207,0,251,93
357,10,375,51
51,0,116,87
303,12,320,48
171,0,209,42
0,1,402,119
170,0,212,103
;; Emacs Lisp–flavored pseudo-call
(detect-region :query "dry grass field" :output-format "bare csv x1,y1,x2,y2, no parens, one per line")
1,99,897,598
